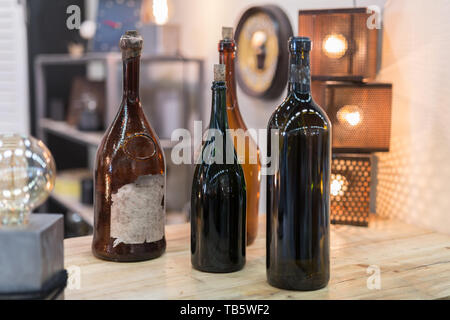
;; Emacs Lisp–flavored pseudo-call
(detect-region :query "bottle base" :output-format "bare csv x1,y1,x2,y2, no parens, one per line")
246,233,257,246
92,249,165,262
267,275,329,291
92,238,166,262
192,261,245,274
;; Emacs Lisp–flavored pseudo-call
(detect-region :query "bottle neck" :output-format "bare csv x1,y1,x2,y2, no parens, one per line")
209,81,229,131
287,49,311,99
219,41,238,110
122,55,140,104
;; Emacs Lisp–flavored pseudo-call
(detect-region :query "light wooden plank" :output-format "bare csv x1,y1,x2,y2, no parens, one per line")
64,215,450,300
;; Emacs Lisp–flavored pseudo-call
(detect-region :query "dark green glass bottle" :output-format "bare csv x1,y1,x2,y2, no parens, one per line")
266,37,331,290
191,64,246,273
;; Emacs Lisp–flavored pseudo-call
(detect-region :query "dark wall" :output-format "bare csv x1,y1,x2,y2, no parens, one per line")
27,0,87,169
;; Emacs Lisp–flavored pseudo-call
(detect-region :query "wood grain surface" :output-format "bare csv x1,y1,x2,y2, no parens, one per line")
64,215,450,300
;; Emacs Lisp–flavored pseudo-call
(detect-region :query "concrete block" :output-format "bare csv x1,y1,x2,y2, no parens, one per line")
0,214,64,293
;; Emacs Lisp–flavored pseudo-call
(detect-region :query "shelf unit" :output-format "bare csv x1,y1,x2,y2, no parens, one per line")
34,53,204,137
40,118,180,149
51,191,94,226
34,52,204,227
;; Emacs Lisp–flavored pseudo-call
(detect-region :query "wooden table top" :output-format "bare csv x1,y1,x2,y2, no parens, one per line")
64,215,450,300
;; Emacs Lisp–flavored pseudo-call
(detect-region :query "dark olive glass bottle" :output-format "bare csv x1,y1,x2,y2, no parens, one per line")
266,37,331,290
92,31,166,262
219,27,261,246
191,64,246,273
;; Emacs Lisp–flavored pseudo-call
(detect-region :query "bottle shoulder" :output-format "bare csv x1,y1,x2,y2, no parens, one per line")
97,103,164,164
268,93,331,133
193,162,245,191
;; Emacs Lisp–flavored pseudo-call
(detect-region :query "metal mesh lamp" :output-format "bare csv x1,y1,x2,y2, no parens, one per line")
299,7,392,226
298,8,379,81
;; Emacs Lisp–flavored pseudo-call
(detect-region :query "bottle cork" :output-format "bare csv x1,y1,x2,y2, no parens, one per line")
222,27,233,40
214,64,226,82
119,30,143,59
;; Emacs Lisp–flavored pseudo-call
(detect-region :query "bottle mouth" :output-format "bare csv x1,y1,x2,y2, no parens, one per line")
219,26,236,52
218,40,236,52
288,36,312,52
119,30,143,59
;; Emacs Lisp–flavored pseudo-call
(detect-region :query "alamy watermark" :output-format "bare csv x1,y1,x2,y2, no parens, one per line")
170,121,279,176
66,265,81,290
66,4,382,31
367,5,382,30
66,5,81,30
366,265,381,290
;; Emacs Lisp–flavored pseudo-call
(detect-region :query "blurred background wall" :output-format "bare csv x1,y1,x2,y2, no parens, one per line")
375,0,450,234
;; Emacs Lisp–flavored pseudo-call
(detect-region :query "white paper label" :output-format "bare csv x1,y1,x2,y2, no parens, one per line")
110,174,165,247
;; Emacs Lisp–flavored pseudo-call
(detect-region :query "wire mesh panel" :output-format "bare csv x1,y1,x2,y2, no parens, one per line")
312,81,392,153
331,154,371,226
298,8,379,81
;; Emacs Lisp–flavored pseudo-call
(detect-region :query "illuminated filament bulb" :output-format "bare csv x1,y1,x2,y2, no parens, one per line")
153,0,169,25
337,105,363,127
323,34,348,59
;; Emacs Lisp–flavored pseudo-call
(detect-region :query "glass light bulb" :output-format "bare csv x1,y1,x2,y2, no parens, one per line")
323,34,348,59
337,105,363,127
0,134,56,226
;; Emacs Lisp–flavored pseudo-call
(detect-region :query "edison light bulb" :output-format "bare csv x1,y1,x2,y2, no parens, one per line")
323,34,348,59
337,105,363,127
0,134,56,226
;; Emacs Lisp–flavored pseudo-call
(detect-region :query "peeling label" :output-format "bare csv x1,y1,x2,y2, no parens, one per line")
110,174,165,247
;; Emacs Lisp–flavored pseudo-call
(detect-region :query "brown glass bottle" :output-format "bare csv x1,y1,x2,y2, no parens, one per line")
92,31,166,262
219,27,261,245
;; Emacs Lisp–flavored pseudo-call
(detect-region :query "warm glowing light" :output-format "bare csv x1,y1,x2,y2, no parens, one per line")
344,111,361,126
337,105,363,127
153,0,169,25
323,34,348,59
331,179,343,196
330,174,348,197
251,31,267,49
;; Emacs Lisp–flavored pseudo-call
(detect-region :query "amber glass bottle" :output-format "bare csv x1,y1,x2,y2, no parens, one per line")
92,31,166,262
266,37,331,290
219,27,261,245
191,64,246,273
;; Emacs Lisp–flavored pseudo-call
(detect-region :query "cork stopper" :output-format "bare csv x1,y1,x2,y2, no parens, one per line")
214,64,226,82
222,27,233,40
119,30,143,59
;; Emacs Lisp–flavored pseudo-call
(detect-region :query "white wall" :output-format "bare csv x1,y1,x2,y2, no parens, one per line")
375,0,450,234
0,0,29,135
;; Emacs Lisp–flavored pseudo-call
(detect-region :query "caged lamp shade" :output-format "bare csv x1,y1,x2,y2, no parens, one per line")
298,8,379,81
312,81,392,153
331,154,371,226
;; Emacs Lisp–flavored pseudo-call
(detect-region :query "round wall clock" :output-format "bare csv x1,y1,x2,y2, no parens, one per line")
235,5,293,99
